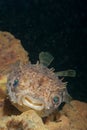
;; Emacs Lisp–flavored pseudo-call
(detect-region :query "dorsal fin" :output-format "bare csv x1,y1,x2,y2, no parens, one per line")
39,52,54,67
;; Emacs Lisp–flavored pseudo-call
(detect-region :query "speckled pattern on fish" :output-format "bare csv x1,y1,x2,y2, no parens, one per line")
7,62,67,117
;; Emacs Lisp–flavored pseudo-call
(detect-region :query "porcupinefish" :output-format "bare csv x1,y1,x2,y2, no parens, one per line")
6,52,76,117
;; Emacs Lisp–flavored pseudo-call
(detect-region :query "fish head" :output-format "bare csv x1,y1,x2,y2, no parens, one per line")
6,62,67,117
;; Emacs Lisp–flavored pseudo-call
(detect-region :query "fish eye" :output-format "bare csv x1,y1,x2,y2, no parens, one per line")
53,96,59,104
13,79,19,87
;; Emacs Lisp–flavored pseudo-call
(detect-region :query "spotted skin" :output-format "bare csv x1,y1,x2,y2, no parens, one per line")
7,62,68,117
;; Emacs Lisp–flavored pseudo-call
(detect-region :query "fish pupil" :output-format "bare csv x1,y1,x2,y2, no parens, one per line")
53,96,59,103
13,79,19,87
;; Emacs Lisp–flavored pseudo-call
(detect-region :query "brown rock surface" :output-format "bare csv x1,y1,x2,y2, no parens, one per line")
0,31,29,76
45,115,70,130
1,100,86,130
45,100,87,130
0,110,48,130
62,100,87,130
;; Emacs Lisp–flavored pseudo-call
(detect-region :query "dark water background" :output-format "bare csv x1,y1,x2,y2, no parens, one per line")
0,0,87,102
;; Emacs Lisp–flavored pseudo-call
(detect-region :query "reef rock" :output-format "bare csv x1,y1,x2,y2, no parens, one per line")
0,110,48,130
0,100,87,130
45,100,87,130
0,31,29,75
61,100,87,130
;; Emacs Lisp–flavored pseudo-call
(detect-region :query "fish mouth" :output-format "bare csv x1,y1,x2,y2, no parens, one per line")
22,95,44,111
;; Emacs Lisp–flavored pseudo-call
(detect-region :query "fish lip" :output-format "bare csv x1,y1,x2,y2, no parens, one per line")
22,95,44,111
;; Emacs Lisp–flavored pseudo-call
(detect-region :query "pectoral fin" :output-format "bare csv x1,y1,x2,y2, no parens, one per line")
55,69,76,77
39,52,54,66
